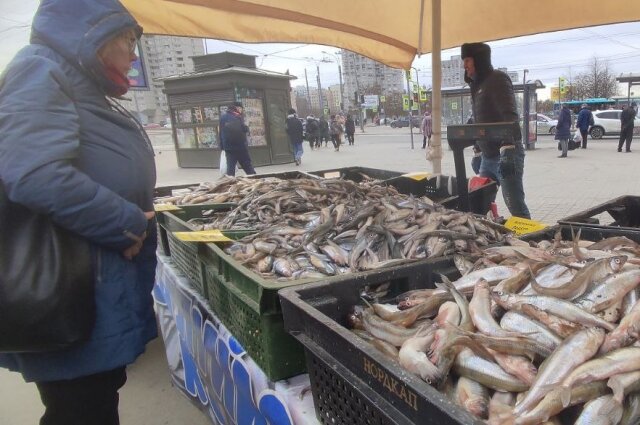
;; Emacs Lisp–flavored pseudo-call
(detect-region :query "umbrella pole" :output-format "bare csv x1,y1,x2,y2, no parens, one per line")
430,0,442,174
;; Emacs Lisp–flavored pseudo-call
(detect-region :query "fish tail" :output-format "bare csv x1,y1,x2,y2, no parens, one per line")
559,385,571,408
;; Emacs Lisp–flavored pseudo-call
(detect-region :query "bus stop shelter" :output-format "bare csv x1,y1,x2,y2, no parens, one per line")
441,81,544,150
617,74,640,106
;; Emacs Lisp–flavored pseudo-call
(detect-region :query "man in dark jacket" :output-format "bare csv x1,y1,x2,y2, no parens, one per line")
286,108,304,165
555,104,572,158
319,116,330,147
618,103,637,153
345,114,356,145
576,103,594,149
220,101,256,176
462,42,531,219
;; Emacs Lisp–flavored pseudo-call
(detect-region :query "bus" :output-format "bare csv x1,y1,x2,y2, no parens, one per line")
552,98,616,116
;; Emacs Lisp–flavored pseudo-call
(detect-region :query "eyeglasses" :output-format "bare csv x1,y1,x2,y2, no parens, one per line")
126,37,137,54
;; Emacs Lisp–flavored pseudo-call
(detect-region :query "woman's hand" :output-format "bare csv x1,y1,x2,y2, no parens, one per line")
122,211,155,260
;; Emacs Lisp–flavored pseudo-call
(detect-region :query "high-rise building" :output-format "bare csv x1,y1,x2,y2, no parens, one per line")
119,35,205,123
442,55,465,87
497,68,520,82
341,50,403,108
327,84,342,111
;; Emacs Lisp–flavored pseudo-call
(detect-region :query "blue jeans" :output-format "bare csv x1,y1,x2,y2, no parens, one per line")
292,141,303,161
479,143,531,219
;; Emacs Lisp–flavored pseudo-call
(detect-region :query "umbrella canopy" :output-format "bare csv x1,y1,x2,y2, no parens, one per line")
122,0,640,69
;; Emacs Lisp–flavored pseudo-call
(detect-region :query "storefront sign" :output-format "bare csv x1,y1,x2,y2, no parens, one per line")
153,257,316,425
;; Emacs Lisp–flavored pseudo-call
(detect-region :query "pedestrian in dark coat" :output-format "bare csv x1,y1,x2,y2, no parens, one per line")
345,114,356,145
576,103,594,149
220,101,256,176
421,111,433,149
286,108,304,165
555,104,572,158
305,115,319,149
0,1,157,422
319,116,330,147
618,103,637,153
462,42,531,219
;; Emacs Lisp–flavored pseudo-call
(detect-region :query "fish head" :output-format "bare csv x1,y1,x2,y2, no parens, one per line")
609,255,628,273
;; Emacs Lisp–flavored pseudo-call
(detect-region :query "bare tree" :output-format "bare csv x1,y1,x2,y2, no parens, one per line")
571,57,619,99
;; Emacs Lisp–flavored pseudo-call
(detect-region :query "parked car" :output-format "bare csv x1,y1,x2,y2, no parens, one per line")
390,116,421,129
589,109,640,139
536,113,557,135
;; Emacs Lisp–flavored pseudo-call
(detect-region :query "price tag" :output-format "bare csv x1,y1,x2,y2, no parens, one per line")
172,229,232,243
154,203,181,212
504,217,548,235
402,172,431,181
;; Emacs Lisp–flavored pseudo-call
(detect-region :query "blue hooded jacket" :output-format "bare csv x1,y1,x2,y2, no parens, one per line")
0,0,158,382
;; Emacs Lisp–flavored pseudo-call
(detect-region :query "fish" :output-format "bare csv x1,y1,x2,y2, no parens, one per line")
512,327,605,416
599,299,640,354
574,269,640,313
558,347,640,407
455,376,490,419
607,370,640,404
500,311,562,353
453,348,529,393
574,395,623,425
492,291,616,331
531,255,627,299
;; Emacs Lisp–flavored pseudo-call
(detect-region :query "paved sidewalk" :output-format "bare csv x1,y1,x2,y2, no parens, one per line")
1,126,637,425
153,125,638,225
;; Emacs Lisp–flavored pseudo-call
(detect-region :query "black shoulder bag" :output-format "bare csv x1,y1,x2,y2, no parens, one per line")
0,183,95,352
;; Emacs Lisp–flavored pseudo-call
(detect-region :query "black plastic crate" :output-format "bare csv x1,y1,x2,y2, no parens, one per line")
559,196,640,231
279,258,484,425
248,170,320,180
154,183,199,198
521,222,640,244
308,166,403,182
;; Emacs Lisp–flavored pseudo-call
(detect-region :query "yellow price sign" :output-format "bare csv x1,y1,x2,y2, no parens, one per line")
154,203,182,212
172,229,232,243
504,217,548,236
402,172,431,181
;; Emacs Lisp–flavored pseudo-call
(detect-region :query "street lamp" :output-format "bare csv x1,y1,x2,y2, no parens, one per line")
321,50,344,111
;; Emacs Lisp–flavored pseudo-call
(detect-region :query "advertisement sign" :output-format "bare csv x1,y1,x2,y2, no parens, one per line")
153,257,316,425
128,42,149,89
363,95,379,108
402,95,410,111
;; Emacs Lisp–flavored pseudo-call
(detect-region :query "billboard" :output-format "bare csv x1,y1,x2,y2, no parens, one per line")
128,42,149,90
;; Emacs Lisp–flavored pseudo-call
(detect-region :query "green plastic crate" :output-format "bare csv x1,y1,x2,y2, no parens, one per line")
157,206,252,298
201,242,313,381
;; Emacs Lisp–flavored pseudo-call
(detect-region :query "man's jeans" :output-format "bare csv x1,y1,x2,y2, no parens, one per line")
479,143,531,219
293,141,303,161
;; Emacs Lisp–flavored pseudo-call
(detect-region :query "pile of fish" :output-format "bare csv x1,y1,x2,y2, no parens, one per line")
154,176,274,206
224,196,511,280
350,230,640,424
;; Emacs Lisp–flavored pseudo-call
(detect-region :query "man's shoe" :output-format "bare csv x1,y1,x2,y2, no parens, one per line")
558,155,567,158
618,149,622,152
626,150,632,153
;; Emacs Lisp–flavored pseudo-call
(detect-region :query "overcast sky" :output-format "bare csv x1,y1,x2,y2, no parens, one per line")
2,0,640,100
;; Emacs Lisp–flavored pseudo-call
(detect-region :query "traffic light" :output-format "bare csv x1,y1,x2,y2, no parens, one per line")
360,94,365,104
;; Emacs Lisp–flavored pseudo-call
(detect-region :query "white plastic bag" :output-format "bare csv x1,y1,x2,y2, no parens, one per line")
573,131,583,144
219,150,227,176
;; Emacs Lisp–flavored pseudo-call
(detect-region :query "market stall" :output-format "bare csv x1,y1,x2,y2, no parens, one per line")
163,52,295,168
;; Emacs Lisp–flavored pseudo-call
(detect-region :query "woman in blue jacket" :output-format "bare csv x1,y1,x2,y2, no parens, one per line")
0,1,157,423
